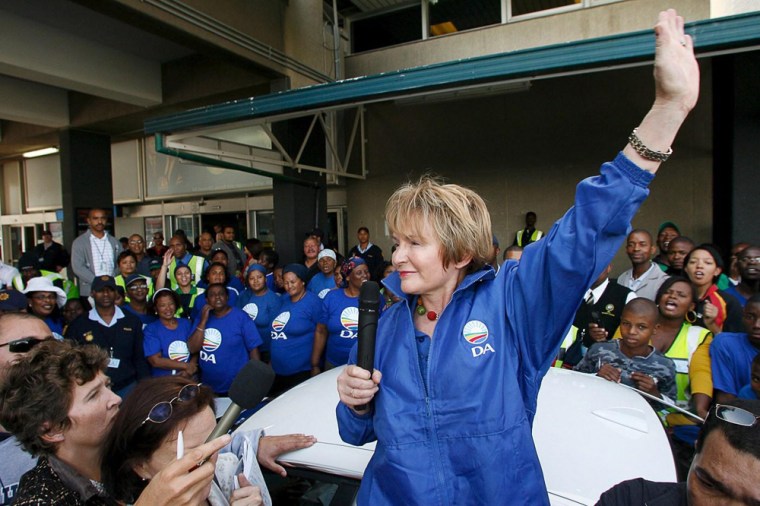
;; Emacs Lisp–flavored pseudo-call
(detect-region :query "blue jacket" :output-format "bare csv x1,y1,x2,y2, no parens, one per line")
336,153,653,505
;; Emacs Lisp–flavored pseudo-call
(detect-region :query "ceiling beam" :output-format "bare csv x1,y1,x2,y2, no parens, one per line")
0,9,162,107
0,75,69,128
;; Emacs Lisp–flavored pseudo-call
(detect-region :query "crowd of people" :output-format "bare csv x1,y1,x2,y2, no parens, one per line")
0,216,397,504
0,9,758,505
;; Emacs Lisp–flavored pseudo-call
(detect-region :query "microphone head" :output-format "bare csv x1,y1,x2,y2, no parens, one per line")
359,281,380,305
228,360,275,409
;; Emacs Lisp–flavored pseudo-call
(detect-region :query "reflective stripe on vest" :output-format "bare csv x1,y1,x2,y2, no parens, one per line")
516,229,543,247
664,323,711,405
553,325,578,368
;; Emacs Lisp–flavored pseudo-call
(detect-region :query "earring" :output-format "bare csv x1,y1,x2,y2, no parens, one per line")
686,310,697,324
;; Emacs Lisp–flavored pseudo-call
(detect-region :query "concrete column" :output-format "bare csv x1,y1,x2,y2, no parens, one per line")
59,129,113,252
272,116,327,266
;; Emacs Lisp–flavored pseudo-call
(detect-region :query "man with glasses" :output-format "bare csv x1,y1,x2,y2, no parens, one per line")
597,400,760,505
724,245,759,307
0,313,53,505
127,234,153,277
64,276,149,398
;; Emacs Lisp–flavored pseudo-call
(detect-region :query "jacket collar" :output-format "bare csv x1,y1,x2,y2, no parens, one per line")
382,264,497,309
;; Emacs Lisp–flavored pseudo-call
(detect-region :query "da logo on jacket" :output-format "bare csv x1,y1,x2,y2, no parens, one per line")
463,320,494,358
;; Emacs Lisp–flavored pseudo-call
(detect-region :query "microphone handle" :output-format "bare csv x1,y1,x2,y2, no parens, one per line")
356,303,378,411
206,403,243,442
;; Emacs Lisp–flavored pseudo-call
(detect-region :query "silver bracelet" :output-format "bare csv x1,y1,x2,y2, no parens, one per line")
628,128,672,162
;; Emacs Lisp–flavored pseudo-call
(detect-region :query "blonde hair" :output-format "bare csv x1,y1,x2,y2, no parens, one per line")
385,176,492,272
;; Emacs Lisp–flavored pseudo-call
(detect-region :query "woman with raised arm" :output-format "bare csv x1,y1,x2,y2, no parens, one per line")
336,10,700,505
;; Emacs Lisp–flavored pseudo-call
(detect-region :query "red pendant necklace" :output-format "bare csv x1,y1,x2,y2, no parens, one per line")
415,298,439,321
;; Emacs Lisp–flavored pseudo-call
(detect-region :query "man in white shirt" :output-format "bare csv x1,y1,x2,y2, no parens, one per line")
70,209,121,297
617,229,670,301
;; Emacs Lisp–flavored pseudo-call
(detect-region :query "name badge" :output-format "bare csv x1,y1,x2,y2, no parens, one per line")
108,357,121,369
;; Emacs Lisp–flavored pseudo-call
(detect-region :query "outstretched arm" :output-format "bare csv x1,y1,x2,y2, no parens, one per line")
509,10,701,383
622,9,699,174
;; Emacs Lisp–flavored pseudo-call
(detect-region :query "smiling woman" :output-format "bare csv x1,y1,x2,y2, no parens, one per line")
335,10,701,505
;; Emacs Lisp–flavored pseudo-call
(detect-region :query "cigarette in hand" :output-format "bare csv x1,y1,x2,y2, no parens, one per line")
177,430,184,459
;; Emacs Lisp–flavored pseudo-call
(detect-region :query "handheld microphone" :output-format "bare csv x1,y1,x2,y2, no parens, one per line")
206,359,275,442
356,281,380,410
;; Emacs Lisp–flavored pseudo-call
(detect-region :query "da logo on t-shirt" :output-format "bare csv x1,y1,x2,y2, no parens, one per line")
271,311,290,340
462,320,494,358
202,328,222,352
340,306,359,339
242,303,259,321
168,340,190,362
318,288,331,299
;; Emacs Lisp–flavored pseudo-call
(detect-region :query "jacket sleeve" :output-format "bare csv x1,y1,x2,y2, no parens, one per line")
70,236,95,285
506,153,653,384
336,402,376,446
336,344,377,446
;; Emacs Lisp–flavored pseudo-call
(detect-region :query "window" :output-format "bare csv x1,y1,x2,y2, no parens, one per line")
429,0,501,36
352,5,422,53
511,0,579,18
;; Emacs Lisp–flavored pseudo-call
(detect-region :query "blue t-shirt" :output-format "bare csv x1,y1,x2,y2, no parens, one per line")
193,307,262,394
122,304,159,329
44,316,64,339
190,286,240,321
270,291,322,376
237,289,282,353
319,289,360,366
143,318,193,377
307,273,336,299
738,383,760,400
711,332,760,396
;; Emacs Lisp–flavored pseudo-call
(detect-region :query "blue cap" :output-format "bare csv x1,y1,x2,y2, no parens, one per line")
283,263,309,282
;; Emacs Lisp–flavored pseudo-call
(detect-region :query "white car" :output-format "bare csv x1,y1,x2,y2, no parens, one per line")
238,366,676,505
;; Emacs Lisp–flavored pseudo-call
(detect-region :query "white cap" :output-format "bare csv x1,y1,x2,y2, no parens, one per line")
317,249,336,261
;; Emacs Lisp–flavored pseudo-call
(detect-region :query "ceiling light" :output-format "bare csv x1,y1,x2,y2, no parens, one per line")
22,147,59,158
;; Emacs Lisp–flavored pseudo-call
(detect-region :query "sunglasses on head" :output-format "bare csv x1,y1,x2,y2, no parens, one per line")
0,336,53,353
140,383,202,426
713,403,760,427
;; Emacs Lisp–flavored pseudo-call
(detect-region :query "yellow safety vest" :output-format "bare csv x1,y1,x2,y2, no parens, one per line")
515,229,543,247
553,325,579,368
114,274,154,303
663,323,711,406
168,255,205,290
